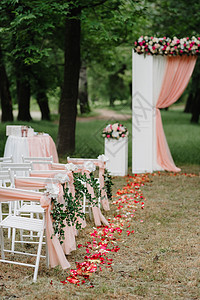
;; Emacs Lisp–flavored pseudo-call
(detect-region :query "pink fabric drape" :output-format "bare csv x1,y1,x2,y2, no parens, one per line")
28,136,59,169
156,55,197,172
30,170,67,178
84,170,109,227
98,161,110,211
14,176,77,255
0,188,70,269
15,178,49,190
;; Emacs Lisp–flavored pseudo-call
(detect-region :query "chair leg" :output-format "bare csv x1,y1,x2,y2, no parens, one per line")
89,206,92,221
33,228,44,282
7,202,12,239
0,227,5,259
45,231,49,268
0,203,2,222
20,229,23,246
11,227,16,253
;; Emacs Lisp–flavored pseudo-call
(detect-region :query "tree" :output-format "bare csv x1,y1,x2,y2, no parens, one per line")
0,42,13,122
0,0,64,121
79,64,90,114
57,0,146,155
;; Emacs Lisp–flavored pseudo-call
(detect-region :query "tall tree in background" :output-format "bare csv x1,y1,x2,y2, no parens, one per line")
0,43,13,122
0,0,62,121
0,0,146,154
57,0,146,155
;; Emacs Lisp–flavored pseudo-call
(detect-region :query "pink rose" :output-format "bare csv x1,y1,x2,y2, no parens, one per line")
152,46,156,50
106,134,110,138
122,134,125,137
180,50,183,53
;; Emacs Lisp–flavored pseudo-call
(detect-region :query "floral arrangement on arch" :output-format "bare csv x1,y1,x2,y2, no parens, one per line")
134,36,200,56
102,123,128,140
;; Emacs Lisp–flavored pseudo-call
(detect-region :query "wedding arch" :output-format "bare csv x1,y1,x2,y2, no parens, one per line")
132,36,199,173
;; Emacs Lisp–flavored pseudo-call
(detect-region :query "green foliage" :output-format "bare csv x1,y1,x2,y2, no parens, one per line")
50,171,101,244
103,169,114,201
146,0,200,37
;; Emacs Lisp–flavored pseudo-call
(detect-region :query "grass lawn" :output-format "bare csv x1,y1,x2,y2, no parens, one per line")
0,170,199,299
0,109,199,168
0,108,199,298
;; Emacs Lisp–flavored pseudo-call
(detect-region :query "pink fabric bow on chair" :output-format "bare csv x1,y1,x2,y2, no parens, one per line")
0,187,70,270
14,175,77,256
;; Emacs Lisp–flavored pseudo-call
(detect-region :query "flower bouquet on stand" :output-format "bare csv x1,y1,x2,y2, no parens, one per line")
102,123,128,176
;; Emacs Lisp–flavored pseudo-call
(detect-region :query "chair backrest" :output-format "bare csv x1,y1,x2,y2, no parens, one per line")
30,170,67,177
14,176,62,192
22,156,53,170
22,156,53,163
0,162,32,178
0,156,13,163
0,169,13,187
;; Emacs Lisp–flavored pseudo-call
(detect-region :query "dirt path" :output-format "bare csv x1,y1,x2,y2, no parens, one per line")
77,108,132,122
2,108,132,122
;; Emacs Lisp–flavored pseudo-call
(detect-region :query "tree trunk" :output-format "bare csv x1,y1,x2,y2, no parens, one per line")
190,89,200,123
184,92,193,113
57,8,81,156
16,62,32,121
79,64,90,114
0,45,13,122
36,91,50,120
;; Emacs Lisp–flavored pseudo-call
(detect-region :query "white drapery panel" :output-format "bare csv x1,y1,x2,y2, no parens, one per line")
152,56,167,171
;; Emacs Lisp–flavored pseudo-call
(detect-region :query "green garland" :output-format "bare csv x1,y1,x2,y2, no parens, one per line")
50,172,101,244
103,169,114,202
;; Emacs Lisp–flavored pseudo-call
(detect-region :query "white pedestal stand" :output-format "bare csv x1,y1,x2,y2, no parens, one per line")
104,137,128,176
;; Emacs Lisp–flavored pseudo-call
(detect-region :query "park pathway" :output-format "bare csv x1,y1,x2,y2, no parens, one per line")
0,108,132,122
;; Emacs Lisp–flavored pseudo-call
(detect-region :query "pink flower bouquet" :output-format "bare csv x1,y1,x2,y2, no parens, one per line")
102,123,128,140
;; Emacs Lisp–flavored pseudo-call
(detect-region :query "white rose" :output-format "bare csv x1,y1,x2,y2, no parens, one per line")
105,124,112,132
112,123,118,132
138,36,143,42
112,131,119,138
45,183,59,198
54,173,69,184
65,163,78,172
84,161,96,172
97,154,109,162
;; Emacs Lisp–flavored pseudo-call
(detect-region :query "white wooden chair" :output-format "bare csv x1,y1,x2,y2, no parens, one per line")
0,169,13,238
13,176,60,241
14,176,60,217
22,156,53,170
0,187,48,282
0,162,32,180
0,156,13,163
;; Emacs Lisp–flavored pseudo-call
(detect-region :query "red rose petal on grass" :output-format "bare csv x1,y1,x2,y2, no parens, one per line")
61,173,150,287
